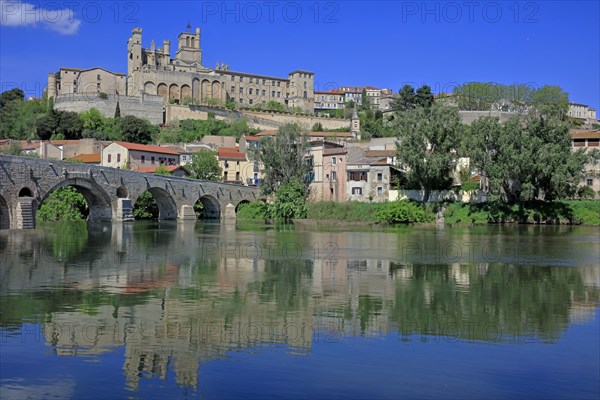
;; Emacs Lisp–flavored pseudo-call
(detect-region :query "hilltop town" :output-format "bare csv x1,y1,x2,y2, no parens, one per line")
1,26,599,210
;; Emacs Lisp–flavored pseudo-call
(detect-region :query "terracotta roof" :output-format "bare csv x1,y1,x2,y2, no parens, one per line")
71,153,101,163
571,130,600,139
218,147,247,160
365,149,396,158
113,141,179,155
323,147,348,156
49,140,81,145
244,136,260,141
257,130,353,138
135,165,186,173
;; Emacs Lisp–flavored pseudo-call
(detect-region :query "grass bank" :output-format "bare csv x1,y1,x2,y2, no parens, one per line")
237,200,600,225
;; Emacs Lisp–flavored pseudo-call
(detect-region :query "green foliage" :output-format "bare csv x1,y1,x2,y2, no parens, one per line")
392,84,434,111
133,191,159,219
155,115,258,144
0,89,47,140
0,141,22,155
268,180,308,220
114,101,121,119
443,200,600,225
37,186,88,222
312,122,323,132
461,182,480,192
154,165,171,175
248,123,310,195
467,114,586,202
236,201,268,219
98,92,108,100
307,201,387,222
225,101,236,109
577,185,596,200
360,88,370,111
36,109,84,140
119,115,157,144
185,149,222,181
375,200,434,224
265,101,285,112
394,104,463,191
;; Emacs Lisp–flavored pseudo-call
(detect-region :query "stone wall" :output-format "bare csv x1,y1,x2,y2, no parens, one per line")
165,104,350,131
54,93,164,124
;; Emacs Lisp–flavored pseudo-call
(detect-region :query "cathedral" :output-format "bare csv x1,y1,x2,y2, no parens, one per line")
48,27,315,113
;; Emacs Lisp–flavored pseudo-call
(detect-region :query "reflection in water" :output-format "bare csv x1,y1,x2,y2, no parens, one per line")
0,222,599,396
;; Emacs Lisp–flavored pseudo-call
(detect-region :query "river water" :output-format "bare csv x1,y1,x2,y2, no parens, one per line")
0,221,599,399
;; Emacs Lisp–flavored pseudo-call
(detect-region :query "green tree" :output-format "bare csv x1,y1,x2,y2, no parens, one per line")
185,149,222,181
527,85,569,119
0,88,24,107
248,123,310,196
119,115,156,144
360,88,370,111
394,104,463,194
37,186,88,222
154,165,171,175
467,114,587,202
265,101,285,112
415,85,434,108
392,84,416,111
133,191,159,219
268,180,308,220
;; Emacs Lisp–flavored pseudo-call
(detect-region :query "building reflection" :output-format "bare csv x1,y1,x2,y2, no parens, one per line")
0,223,599,390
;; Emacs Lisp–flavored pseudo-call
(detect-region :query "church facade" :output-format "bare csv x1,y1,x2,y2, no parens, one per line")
48,27,315,113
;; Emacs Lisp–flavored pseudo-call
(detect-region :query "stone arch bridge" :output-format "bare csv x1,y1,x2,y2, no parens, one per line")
0,155,262,230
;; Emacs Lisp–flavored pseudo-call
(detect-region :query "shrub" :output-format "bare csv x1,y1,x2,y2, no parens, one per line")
268,180,307,220
237,201,268,219
37,186,88,222
375,200,434,224
577,185,596,200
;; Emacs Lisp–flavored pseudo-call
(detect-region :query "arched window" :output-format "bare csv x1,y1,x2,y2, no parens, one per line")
303,91,307,99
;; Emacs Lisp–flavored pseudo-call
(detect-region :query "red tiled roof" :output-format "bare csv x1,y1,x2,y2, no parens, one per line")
71,153,101,163
135,165,186,173
113,141,179,155
365,149,396,158
218,147,247,160
244,136,260,141
257,131,353,138
571,130,600,139
49,140,81,145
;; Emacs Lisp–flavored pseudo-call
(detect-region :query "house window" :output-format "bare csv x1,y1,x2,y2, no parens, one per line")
224,171,228,180
117,153,121,163
377,187,383,196
141,155,145,164
272,91,275,97
587,179,594,186
97,74,101,80
236,172,240,181
231,86,235,92
151,156,155,164
332,157,336,165
262,79,266,85
108,154,111,163
262,90,266,96
277,92,281,98
249,99,253,105
331,171,337,181
239,87,243,94
352,187,362,195
249,77,253,83
377,173,383,181
249,88,253,95
239,76,243,82
239,98,243,104
231,76,234,81
277,81,281,87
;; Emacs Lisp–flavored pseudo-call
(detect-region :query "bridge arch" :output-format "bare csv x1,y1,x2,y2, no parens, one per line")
18,187,34,197
196,195,220,219
39,178,113,222
144,187,178,220
0,194,10,229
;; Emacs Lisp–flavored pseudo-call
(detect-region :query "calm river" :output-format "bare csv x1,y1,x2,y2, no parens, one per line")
1,222,599,399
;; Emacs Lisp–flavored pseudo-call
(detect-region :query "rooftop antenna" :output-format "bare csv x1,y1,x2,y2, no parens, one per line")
186,21,192,32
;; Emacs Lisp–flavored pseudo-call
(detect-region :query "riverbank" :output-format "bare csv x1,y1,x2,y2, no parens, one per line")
237,200,600,225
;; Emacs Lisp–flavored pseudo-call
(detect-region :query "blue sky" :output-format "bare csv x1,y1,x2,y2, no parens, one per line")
1,1,598,110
